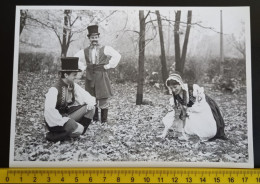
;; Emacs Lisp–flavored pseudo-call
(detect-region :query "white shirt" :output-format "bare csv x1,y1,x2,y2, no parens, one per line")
44,83,96,127
74,45,121,71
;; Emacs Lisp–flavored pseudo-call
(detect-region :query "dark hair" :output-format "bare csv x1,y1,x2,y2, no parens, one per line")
60,71,73,78
88,34,100,39
166,79,180,86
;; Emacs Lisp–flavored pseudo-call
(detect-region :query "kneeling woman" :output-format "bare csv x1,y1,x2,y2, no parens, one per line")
166,73,227,141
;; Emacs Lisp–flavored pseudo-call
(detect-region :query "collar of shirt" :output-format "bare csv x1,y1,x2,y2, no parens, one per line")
89,43,100,49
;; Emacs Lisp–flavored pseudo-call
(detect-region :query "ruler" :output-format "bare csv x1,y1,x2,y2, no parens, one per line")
0,168,260,184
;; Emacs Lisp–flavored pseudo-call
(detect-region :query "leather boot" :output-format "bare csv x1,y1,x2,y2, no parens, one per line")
93,107,99,121
101,109,108,124
45,131,69,142
79,117,92,135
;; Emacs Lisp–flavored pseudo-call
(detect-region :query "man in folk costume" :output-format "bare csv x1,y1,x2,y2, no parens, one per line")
44,57,96,142
74,25,121,124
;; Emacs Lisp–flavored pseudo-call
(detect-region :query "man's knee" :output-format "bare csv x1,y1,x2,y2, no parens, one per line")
97,98,110,109
85,108,95,119
64,119,84,137
63,119,79,134
70,123,84,137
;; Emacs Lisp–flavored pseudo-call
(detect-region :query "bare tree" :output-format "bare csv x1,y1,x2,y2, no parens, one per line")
156,10,169,89
229,21,246,60
174,10,192,75
25,10,116,57
174,11,182,73
180,10,192,73
231,34,245,59
61,10,73,57
136,10,147,105
220,10,224,75
20,10,28,35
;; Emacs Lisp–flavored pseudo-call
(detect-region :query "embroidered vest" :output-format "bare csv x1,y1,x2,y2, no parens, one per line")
52,79,75,114
84,45,111,66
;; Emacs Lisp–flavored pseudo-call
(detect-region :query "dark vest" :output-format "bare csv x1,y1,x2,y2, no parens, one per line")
174,84,196,107
84,45,111,65
83,45,113,99
52,79,75,114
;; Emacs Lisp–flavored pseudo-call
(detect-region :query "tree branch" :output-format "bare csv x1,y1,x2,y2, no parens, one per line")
67,32,74,45
145,19,157,25
122,29,140,35
71,16,79,27
27,16,54,29
144,11,151,21
52,26,62,46
161,16,229,35
99,10,117,23
72,10,118,34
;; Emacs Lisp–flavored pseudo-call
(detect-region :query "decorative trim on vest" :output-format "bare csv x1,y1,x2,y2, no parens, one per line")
61,86,66,106
52,79,75,114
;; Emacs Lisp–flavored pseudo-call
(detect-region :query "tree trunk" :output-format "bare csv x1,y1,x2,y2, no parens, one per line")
61,10,71,57
136,10,146,105
220,10,224,75
174,11,181,73
20,10,27,35
156,10,169,88
180,10,192,73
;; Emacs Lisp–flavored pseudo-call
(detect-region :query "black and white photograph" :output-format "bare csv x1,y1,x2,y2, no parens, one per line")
9,6,253,167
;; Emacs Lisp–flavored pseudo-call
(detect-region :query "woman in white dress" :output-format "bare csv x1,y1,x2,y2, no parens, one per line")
166,73,227,141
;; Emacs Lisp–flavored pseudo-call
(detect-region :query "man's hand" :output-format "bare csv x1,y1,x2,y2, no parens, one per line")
104,64,110,70
86,105,95,110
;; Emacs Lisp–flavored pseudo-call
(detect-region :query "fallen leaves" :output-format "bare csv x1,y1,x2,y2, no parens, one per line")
13,72,249,164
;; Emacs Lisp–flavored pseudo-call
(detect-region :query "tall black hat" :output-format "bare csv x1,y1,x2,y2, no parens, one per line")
87,25,100,37
60,57,81,72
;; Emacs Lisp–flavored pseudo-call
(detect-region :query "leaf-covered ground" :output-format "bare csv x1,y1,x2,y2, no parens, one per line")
14,72,248,163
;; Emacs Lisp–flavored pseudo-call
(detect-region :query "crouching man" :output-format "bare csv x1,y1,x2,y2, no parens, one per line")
44,57,96,142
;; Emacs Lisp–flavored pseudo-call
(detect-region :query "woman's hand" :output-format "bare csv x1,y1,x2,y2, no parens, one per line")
169,97,175,107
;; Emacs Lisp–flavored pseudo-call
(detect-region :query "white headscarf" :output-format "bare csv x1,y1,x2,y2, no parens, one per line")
165,73,187,94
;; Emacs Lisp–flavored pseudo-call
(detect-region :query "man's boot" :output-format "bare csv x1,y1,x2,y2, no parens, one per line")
101,109,108,124
79,117,92,135
93,107,99,121
45,131,69,142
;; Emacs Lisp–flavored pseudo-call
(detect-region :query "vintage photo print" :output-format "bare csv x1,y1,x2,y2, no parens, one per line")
10,6,253,167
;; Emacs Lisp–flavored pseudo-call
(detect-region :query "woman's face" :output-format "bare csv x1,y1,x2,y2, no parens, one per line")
169,84,182,95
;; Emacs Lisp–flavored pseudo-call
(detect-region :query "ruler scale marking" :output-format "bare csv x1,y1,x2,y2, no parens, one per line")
1,168,260,184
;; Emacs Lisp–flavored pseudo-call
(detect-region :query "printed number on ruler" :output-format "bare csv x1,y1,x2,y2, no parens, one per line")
0,168,260,184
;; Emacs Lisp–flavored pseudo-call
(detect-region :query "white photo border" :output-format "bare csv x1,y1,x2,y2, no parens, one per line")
9,5,254,168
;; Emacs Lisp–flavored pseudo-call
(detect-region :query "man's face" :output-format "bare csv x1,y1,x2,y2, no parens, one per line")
65,72,78,84
89,35,99,45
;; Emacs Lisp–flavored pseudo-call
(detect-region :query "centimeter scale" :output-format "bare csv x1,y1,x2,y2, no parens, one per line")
1,168,260,184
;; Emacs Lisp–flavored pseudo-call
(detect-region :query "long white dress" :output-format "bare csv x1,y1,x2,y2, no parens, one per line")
179,84,217,140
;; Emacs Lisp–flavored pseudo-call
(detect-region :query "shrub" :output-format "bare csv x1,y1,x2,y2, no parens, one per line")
19,52,58,73
207,57,246,93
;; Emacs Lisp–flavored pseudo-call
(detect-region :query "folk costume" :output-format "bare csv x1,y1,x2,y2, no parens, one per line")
44,57,96,142
74,25,121,123
166,74,226,141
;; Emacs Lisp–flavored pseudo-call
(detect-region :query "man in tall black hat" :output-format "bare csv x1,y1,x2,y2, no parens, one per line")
44,57,96,142
74,25,121,124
